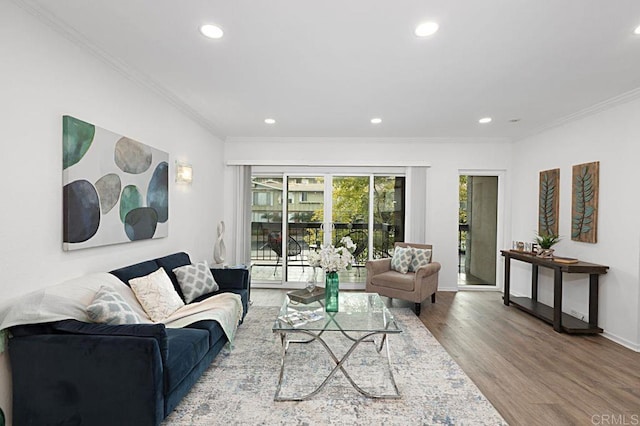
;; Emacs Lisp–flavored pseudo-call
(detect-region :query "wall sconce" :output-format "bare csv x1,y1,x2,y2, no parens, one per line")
176,162,193,184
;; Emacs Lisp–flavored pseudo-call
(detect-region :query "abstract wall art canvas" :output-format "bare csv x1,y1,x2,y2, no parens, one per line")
538,168,559,236
571,161,599,243
63,116,168,251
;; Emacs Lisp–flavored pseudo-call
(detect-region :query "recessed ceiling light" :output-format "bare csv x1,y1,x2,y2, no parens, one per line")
634,25,640,35
415,22,439,37
371,118,382,124
264,118,276,124
478,117,492,124
200,24,224,39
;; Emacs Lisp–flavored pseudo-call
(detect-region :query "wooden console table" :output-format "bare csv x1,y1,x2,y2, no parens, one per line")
501,250,609,334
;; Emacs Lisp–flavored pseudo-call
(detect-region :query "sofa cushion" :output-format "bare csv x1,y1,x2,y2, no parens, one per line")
51,319,169,364
86,286,142,325
173,261,219,303
409,247,432,272
10,321,65,337
371,270,416,292
155,252,192,301
186,319,226,347
164,328,210,394
110,260,161,287
211,268,249,290
129,268,185,322
391,246,412,274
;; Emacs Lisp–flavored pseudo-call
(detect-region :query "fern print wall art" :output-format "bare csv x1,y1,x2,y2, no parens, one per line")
571,161,599,243
539,168,559,236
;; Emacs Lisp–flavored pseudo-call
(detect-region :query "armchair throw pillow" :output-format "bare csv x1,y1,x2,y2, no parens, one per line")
409,247,432,272
129,268,185,322
391,246,412,274
87,286,142,325
173,260,219,303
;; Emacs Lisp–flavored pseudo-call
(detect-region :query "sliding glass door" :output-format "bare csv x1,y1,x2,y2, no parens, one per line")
250,177,284,283
286,176,325,282
331,176,370,282
250,173,405,285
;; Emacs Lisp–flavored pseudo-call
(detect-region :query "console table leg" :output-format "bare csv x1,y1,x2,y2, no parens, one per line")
553,268,563,332
503,257,511,305
589,274,599,327
531,265,539,302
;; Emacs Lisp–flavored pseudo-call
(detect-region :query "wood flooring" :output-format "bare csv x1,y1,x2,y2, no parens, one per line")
419,291,640,426
251,289,640,425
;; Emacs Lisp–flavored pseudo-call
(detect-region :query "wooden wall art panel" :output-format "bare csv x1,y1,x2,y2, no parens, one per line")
538,168,560,237
571,161,599,243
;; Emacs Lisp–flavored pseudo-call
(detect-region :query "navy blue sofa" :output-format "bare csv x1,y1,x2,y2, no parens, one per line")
8,252,249,426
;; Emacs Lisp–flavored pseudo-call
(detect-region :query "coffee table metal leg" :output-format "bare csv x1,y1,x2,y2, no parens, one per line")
274,329,400,401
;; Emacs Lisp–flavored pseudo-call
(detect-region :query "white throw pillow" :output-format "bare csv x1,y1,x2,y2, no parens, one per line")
87,285,142,325
129,268,185,322
173,260,219,303
409,247,432,272
390,246,412,274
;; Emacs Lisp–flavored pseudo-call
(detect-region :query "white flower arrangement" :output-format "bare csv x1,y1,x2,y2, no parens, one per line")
307,236,356,273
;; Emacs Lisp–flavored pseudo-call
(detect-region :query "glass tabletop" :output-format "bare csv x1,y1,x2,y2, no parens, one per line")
272,292,400,333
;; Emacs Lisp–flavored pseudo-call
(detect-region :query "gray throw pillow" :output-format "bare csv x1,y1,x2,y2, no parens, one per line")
87,286,142,325
409,247,432,272
390,246,412,274
173,260,219,303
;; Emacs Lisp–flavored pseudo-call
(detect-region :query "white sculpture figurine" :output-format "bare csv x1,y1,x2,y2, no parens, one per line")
213,220,226,267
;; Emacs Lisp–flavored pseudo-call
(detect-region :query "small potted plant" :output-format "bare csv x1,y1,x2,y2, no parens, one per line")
535,233,560,258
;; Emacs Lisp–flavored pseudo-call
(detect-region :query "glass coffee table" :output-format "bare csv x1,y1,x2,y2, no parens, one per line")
272,292,401,401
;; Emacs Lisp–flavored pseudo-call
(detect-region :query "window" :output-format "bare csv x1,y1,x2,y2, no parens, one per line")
253,192,272,206
249,170,407,283
372,176,405,258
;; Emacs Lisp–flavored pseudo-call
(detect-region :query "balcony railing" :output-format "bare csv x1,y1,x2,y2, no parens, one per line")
251,221,397,267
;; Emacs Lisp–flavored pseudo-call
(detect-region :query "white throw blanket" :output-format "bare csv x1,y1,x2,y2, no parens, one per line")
0,272,243,347
163,292,244,342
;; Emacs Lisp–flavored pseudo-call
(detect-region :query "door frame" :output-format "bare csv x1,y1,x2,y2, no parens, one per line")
458,169,506,291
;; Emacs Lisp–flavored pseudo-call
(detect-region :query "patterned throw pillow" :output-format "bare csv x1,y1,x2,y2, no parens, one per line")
87,286,142,325
391,246,412,274
129,268,185,322
409,247,432,272
173,260,219,303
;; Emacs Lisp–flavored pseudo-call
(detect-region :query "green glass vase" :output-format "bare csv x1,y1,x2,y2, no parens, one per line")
325,271,339,312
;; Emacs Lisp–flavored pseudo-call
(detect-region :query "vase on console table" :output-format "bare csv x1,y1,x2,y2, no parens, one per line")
537,248,555,258
324,271,339,312
534,233,560,259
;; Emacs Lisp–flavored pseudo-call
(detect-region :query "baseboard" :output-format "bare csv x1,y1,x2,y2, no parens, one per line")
602,331,640,352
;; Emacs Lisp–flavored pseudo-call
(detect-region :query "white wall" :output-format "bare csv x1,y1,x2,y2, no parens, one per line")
0,2,225,421
224,137,513,292
510,97,640,350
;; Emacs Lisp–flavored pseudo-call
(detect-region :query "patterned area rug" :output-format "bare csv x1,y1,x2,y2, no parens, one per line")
163,306,506,425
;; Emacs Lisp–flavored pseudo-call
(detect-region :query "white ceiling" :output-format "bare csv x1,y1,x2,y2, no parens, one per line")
18,0,640,140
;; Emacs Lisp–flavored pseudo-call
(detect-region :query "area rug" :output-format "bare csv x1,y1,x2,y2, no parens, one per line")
163,307,506,425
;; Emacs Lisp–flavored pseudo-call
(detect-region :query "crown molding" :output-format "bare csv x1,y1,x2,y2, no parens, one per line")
518,86,640,141
12,0,225,139
226,159,431,167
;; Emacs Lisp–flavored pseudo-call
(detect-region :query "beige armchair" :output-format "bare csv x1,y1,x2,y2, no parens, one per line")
365,242,441,315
